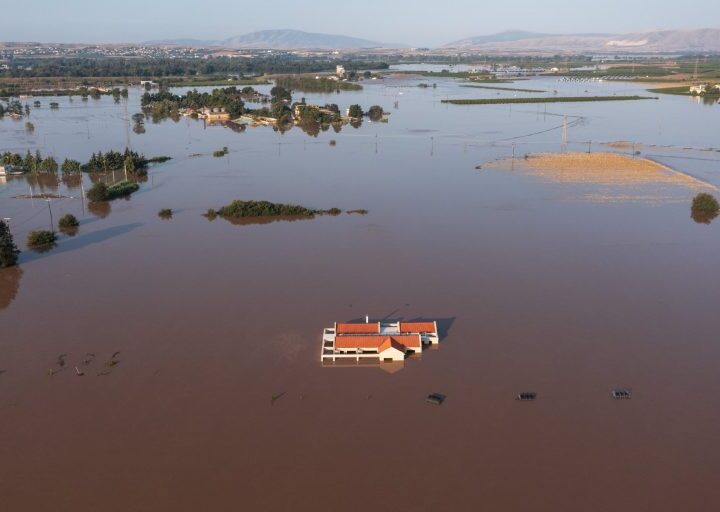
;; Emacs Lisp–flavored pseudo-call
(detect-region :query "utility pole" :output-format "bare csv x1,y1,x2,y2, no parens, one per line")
80,180,85,215
46,199,54,232
561,115,568,151
124,96,131,150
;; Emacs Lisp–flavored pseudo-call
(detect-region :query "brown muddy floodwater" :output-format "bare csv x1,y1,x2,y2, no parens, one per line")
2,75,720,511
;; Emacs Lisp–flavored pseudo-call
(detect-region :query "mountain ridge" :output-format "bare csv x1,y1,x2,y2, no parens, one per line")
146,29,407,49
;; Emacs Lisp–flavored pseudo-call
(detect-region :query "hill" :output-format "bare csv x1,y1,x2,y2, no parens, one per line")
444,28,720,53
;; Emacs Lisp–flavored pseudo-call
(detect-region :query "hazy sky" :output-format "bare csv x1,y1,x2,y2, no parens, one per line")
3,0,718,46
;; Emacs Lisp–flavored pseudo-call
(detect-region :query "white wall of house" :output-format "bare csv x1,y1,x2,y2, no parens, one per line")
378,346,405,361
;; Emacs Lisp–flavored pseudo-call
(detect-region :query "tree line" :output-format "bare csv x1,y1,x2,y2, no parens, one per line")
1,56,390,79
1,148,162,175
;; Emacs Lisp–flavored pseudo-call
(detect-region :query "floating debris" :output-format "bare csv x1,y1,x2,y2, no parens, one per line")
105,351,120,367
516,392,537,401
74,366,84,376
271,392,286,405
56,354,67,367
612,389,632,400
97,370,112,376
82,353,95,365
426,393,446,405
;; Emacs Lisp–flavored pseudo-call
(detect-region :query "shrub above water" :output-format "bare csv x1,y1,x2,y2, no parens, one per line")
86,182,109,202
691,193,720,214
58,214,79,229
691,193,720,224
27,230,57,249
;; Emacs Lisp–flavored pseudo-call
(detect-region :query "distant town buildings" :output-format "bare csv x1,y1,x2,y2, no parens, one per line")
321,320,439,363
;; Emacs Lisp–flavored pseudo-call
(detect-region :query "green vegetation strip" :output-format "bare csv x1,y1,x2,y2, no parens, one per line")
216,200,316,218
441,95,658,105
460,85,546,93
648,86,720,97
274,76,362,92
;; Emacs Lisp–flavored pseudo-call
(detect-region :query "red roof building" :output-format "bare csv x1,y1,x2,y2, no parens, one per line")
322,320,439,363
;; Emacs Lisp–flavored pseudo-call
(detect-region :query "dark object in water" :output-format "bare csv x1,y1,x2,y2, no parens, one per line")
74,366,84,376
426,393,446,405
475,165,482,170
612,388,632,399
516,392,537,401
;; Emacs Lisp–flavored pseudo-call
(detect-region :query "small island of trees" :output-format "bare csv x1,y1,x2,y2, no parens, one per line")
209,200,365,222
215,200,317,219
86,181,140,202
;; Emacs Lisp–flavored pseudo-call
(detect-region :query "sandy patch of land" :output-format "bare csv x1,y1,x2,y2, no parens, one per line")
485,152,717,191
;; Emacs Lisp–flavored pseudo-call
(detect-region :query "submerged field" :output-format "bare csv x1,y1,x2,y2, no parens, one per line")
1,72,720,512
442,95,658,105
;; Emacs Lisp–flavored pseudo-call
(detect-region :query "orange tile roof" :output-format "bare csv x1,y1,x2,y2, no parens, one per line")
378,338,407,353
399,322,437,334
336,322,380,334
335,334,421,349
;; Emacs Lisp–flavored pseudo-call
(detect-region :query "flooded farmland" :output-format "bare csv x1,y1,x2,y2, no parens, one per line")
1,73,720,511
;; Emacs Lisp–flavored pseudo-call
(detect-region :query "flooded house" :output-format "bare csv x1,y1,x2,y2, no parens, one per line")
321,320,439,362
199,107,230,122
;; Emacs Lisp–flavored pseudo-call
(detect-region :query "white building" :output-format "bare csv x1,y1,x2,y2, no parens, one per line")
336,65,346,78
0,164,18,176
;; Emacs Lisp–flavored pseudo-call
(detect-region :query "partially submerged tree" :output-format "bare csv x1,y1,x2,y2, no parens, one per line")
87,182,109,202
58,214,79,229
26,230,57,251
692,193,720,214
39,157,58,174
691,192,720,224
0,220,20,268
347,104,364,119
367,105,384,121
61,159,81,174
